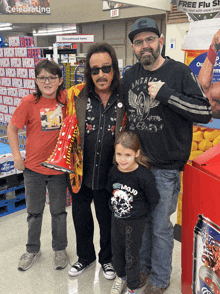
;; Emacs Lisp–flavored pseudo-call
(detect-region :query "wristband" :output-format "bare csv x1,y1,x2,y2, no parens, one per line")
207,45,217,65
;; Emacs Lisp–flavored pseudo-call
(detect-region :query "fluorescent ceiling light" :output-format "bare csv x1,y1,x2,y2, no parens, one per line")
0,27,12,31
0,23,12,27
33,27,77,36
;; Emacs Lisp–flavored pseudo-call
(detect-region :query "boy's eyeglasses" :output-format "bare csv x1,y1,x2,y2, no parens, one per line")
37,76,59,83
90,65,113,75
133,36,159,47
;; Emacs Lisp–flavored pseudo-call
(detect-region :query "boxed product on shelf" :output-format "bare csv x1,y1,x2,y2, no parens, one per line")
3,48,15,58
0,105,8,114
8,87,18,97
12,78,23,88
0,153,16,177
5,68,17,77
22,57,35,68
28,68,35,79
1,77,12,87
27,48,41,58
0,150,25,178
3,96,14,106
10,57,22,68
0,86,8,95
9,36,34,48
17,68,29,78
23,79,35,89
0,58,10,67
0,68,5,76
0,96,2,104
0,48,3,57
18,88,29,97
15,47,28,58
34,57,46,66
14,98,22,107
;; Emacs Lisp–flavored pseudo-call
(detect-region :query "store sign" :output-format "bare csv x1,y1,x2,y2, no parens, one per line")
105,0,171,11
103,1,134,10
111,8,119,17
171,0,220,14
0,0,50,14
56,35,94,43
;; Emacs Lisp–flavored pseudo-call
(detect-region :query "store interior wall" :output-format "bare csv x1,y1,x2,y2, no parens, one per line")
79,16,166,67
0,0,166,24
0,0,167,68
165,23,190,63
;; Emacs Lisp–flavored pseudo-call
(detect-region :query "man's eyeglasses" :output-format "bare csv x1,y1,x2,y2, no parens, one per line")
133,36,159,47
37,76,59,83
90,65,113,75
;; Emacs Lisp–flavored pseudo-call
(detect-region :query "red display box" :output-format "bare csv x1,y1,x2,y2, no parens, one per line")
181,143,220,293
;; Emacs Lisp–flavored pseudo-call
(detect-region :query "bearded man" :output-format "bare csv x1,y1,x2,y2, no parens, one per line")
122,17,212,294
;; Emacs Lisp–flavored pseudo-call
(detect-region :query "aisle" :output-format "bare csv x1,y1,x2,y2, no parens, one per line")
0,203,181,294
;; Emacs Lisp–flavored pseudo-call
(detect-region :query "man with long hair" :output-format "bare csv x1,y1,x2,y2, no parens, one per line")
67,42,125,280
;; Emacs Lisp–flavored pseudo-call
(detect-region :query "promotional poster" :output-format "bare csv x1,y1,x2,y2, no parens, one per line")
0,0,50,14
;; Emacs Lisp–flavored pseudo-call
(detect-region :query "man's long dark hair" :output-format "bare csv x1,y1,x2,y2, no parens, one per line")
84,42,121,97
34,59,65,103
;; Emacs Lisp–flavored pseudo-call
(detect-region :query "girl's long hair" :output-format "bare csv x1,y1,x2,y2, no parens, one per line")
34,59,65,103
114,131,150,169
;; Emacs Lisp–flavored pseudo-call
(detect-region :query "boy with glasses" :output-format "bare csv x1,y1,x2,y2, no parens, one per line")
7,59,68,271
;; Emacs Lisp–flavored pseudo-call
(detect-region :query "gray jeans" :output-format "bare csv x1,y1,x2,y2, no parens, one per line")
23,168,68,253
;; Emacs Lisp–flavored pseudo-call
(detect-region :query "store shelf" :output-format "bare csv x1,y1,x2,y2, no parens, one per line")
0,192,26,217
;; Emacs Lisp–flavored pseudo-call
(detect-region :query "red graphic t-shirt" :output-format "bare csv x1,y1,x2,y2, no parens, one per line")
11,91,67,175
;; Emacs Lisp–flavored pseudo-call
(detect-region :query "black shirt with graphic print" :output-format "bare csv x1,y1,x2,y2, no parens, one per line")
83,90,119,190
106,165,160,219
122,58,212,171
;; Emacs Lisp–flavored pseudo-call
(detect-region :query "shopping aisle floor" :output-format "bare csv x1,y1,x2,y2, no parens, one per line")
0,203,181,294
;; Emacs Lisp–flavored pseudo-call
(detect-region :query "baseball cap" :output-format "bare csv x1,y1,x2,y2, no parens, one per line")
128,17,160,43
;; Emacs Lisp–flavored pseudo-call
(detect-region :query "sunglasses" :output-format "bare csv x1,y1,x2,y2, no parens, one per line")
90,65,113,75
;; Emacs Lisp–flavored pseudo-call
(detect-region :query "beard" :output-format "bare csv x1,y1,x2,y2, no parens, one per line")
135,42,161,66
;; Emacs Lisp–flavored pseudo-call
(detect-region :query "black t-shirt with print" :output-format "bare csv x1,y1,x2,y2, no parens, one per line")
106,164,160,219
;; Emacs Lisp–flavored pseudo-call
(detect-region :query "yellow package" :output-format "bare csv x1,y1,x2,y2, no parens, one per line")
198,139,213,152
191,141,198,151
204,129,220,142
192,131,204,142
213,135,220,146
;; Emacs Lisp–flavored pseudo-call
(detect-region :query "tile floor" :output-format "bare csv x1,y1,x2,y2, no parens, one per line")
0,203,182,294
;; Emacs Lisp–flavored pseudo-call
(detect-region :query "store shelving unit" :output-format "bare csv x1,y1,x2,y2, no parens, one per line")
0,173,26,217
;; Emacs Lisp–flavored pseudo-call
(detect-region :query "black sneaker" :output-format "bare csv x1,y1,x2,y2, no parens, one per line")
102,262,116,280
68,260,96,276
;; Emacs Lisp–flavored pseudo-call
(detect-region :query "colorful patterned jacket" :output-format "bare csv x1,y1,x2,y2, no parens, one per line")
66,83,126,194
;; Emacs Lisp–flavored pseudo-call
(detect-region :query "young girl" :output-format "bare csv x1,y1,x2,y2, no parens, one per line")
7,59,68,271
107,131,160,294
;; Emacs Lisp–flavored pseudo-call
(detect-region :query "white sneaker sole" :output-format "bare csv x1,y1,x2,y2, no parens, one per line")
68,260,96,277
103,271,116,280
